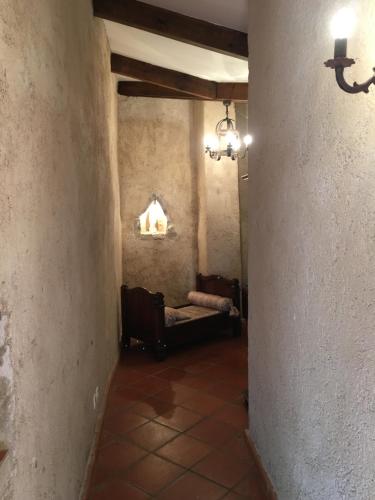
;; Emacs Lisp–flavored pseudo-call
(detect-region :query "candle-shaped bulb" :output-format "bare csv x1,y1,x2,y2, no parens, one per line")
330,7,356,39
243,134,253,147
226,131,236,144
204,134,218,150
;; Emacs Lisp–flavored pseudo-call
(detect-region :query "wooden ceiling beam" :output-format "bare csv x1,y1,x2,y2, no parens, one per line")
118,82,199,100
117,81,248,102
217,83,248,102
93,0,248,59
112,54,217,99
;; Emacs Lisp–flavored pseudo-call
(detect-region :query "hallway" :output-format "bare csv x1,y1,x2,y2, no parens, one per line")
87,335,267,499
2,1,375,498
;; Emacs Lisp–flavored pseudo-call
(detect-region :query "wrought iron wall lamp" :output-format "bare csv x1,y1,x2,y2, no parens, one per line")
324,7,375,94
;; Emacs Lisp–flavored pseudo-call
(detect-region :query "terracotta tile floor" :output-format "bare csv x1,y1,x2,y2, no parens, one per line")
87,334,268,499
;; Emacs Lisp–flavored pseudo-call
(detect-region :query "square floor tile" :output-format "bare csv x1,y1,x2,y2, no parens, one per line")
110,387,145,409
212,404,248,429
112,368,147,388
223,434,255,463
130,376,171,396
192,449,250,488
126,421,179,451
156,383,198,405
221,492,249,499
222,372,248,388
156,471,227,500
98,429,115,450
157,368,189,382
132,397,176,420
168,350,207,368
87,335,267,499
156,434,212,468
155,406,203,432
88,479,149,500
182,361,216,375
187,417,238,447
119,353,170,375
206,381,244,403
203,365,237,381
104,411,149,436
234,472,268,499
177,374,215,391
125,454,184,495
181,393,226,416
93,442,147,483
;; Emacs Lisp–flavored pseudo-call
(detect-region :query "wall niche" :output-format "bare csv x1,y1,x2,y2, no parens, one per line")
137,195,175,239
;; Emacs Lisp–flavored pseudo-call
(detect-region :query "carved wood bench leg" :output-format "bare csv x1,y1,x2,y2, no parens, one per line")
154,342,168,361
122,329,131,350
232,318,241,337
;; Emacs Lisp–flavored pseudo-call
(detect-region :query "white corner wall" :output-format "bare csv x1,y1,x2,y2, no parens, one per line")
0,1,122,498
118,98,198,306
195,101,242,281
117,98,242,306
248,1,375,499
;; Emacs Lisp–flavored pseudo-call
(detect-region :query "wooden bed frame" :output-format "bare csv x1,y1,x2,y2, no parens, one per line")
121,274,241,360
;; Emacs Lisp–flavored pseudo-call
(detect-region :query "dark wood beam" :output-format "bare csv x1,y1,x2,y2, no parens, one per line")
117,81,248,101
217,83,248,102
112,54,217,99
118,82,199,99
93,0,248,59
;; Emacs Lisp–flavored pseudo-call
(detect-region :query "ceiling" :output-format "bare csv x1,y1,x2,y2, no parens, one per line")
105,21,249,83
136,0,249,32
103,0,249,84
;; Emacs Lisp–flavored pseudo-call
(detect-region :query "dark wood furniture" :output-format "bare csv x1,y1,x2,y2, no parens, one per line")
121,274,241,360
242,285,248,320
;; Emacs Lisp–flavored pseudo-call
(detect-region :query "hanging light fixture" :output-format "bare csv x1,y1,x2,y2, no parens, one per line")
204,100,252,161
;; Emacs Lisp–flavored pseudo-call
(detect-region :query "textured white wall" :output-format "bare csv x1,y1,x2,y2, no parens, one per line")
195,101,242,281
236,103,248,286
118,97,197,306
0,1,121,498
248,1,375,499
118,98,242,306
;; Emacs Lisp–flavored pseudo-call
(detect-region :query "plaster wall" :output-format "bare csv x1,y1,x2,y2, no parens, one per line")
118,98,198,306
248,1,375,499
236,103,248,286
118,98,242,306
0,1,121,498
195,101,242,281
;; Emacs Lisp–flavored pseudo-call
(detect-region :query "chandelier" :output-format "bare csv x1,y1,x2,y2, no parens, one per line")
204,100,252,161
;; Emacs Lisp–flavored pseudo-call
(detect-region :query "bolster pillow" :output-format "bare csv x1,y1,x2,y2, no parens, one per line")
165,307,191,327
187,291,233,312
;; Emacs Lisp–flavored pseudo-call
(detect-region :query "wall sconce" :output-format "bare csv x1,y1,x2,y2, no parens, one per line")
324,7,375,94
204,101,253,161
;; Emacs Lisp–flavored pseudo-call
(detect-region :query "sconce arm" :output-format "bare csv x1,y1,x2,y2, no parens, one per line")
325,57,375,94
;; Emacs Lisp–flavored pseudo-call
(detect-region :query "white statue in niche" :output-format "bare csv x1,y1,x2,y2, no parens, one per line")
139,198,168,236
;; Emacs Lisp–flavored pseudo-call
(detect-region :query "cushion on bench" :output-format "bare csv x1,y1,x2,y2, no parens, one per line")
187,291,233,312
164,307,191,327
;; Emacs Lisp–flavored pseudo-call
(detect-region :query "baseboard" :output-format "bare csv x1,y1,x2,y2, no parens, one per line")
79,356,119,500
244,429,278,500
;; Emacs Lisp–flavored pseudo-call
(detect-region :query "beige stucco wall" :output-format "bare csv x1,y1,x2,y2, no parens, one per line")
118,97,198,306
235,103,248,286
0,1,121,499
248,1,375,499
195,101,242,281
118,98,242,306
